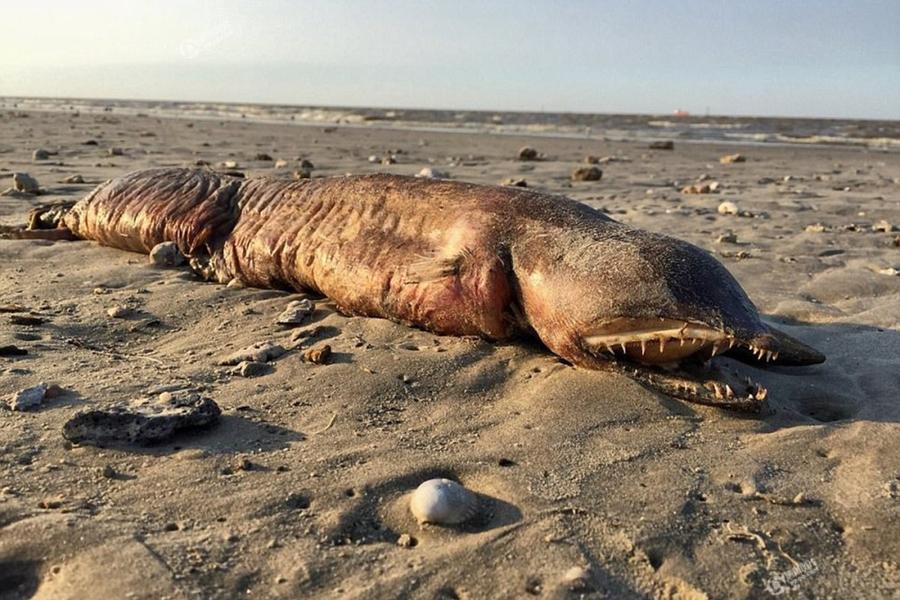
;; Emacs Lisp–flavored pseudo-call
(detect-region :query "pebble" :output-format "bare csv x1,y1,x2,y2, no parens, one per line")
255,152,274,161
222,160,239,169
302,344,332,365
873,220,895,233
231,360,268,377
274,159,288,168
218,341,286,365
108,147,124,156
409,478,478,525
12,172,40,193
720,153,746,164
62,392,221,445
298,159,314,170
6,383,62,411
876,267,899,277
571,166,602,182
367,155,379,163
583,155,600,164
107,305,134,318
649,140,674,150
62,174,85,184
682,182,720,194
32,149,50,160
415,167,449,179
717,232,739,244
293,168,312,180
381,156,396,165
717,201,739,215
516,146,539,161
149,242,185,267
561,566,590,590
805,223,829,233
501,178,528,187
396,534,417,548
276,299,314,327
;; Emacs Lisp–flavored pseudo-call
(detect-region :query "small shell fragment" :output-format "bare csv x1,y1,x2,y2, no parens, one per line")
409,478,478,525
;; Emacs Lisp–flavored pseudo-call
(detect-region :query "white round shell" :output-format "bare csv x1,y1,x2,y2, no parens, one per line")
409,478,478,525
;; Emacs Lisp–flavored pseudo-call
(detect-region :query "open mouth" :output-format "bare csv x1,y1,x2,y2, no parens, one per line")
583,317,775,410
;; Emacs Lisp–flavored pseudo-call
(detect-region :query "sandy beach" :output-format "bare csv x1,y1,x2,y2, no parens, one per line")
1,107,899,599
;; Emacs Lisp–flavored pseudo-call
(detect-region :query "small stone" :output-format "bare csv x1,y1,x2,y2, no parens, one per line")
101,464,117,478
39,497,64,509
717,232,738,244
805,223,829,233
32,149,50,161
876,267,899,276
396,534,417,548
107,305,133,318
416,167,449,179
163,522,179,531
571,166,602,182
381,156,396,165
717,201,739,215
276,299,314,327
501,178,528,187
873,220,895,233
255,152,273,161
298,159,314,170
516,146,539,161
293,168,312,180
720,153,746,164
222,160,238,169
12,172,39,193
302,344,332,365
274,159,288,168
682,182,718,194
62,174,85,184
149,242,185,268
231,360,268,377
236,457,255,471
367,155,379,163
219,341,285,365
6,384,50,411
108,147,124,156
583,155,600,164
649,140,674,150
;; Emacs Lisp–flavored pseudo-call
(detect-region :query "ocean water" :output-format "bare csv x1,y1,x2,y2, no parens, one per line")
3,96,899,150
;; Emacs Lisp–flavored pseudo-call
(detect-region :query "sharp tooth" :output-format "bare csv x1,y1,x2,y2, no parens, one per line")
680,337,686,347
773,351,779,361
640,340,646,355
658,337,666,353
728,338,736,349
725,384,734,398
714,383,723,399
710,344,719,357
619,342,627,353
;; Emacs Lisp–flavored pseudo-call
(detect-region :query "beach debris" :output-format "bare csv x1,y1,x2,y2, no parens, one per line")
293,168,312,180
83,139,98,145
382,156,397,165
108,147,124,156
717,201,739,215
255,152,274,161
301,344,332,365
873,220,896,233
230,360,268,377
367,155,379,163
396,533,417,548
219,341,285,365
682,181,720,194
0,345,28,357
32,149,51,161
409,478,479,525
516,146,539,161
5,383,63,411
222,160,239,169
805,223,830,233
717,232,739,244
149,242,186,267
298,159,314,170
276,299,314,327
274,159,288,168
583,155,600,164
12,172,40,194
416,167,449,179
106,305,134,319
62,174,85,184
720,153,746,164
894,236,900,248
649,141,674,150
571,166,603,182
62,392,221,446
876,267,899,277
501,178,528,187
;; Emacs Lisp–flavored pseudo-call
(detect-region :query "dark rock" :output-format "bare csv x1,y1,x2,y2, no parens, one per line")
62,393,221,445
649,141,675,150
516,146,539,161
571,167,602,182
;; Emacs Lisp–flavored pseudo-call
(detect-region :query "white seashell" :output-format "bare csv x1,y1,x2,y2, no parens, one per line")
409,478,478,525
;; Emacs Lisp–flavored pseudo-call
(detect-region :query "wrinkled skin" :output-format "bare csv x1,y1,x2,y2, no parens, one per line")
16,168,825,412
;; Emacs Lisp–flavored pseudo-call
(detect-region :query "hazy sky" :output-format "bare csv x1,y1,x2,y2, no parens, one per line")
1,0,898,119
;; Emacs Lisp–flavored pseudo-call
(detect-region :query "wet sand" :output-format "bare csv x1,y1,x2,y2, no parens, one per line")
1,108,899,599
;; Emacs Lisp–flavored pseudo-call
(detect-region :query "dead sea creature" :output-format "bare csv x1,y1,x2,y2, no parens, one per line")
409,478,479,525
7,168,825,411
